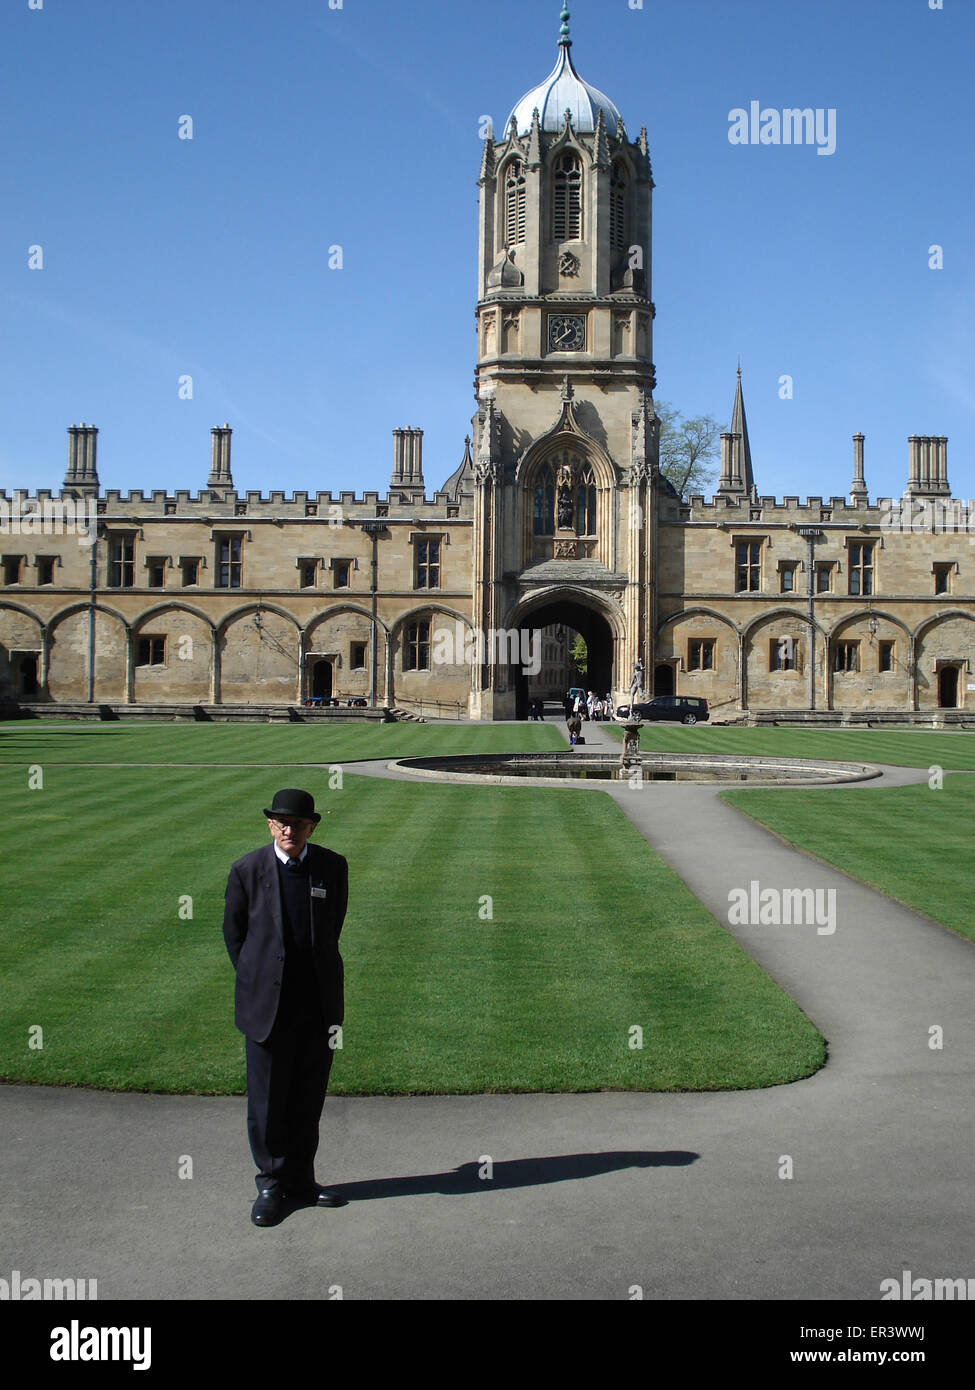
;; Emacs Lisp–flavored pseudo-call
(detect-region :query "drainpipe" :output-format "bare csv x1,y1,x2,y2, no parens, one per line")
87,523,100,703
797,528,822,711
361,521,386,709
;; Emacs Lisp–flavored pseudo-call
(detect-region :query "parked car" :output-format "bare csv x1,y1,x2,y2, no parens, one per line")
616,695,709,725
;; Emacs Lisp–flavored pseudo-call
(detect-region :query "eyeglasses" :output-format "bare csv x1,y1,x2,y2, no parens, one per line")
268,818,311,831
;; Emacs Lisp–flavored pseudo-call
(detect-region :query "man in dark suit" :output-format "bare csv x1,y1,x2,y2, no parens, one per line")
222,787,348,1226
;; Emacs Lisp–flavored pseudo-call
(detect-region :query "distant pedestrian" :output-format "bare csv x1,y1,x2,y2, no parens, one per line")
567,712,583,746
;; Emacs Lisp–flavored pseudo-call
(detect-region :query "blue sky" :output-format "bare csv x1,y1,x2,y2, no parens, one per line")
2,0,972,504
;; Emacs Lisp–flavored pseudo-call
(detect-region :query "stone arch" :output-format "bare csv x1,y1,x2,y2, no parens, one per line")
913,610,975,710
132,604,215,703
744,608,818,711
0,604,45,701
389,604,475,715
134,601,215,633
518,432,618,569
48,600,130,633
828,609,916,712
215,602,302,642
304,604,389,705
507,586,624,716
914,608,975,645
659,606,742,637
47,604,128,703
657,607,741,710
218,606,301,704
829,608,912,641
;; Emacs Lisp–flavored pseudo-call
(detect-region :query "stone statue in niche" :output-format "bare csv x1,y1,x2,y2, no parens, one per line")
556,457,576,530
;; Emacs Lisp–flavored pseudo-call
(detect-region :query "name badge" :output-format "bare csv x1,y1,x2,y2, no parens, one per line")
311,887,328,899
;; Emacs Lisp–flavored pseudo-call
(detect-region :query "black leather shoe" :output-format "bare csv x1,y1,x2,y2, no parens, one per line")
289,1183,347,1208
251,1186,284,1226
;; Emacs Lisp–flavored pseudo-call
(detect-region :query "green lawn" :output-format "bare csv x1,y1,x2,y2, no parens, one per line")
597,722,975,943
0,721,824,1095
722,775,975,945
0,718,565,767
603,722,975,771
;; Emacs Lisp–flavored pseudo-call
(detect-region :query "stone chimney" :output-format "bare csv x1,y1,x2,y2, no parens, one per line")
850,432,867,503
391,427,425,493
64,424,99,496
907,435,950,497
208,424,234,490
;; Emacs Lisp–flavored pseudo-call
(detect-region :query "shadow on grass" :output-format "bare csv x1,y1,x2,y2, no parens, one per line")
325,1150,698,1203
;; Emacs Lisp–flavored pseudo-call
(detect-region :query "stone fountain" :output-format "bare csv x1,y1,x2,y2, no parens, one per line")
617,660,646,773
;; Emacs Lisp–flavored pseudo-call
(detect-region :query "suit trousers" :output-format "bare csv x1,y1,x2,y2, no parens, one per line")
245,999,334,1193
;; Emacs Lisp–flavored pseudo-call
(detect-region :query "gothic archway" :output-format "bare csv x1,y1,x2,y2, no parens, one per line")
509,594,618,719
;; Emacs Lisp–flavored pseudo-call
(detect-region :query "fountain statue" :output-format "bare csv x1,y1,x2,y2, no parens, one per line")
617,659,646,772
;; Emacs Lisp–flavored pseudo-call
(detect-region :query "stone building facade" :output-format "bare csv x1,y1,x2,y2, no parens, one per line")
1,12,972,720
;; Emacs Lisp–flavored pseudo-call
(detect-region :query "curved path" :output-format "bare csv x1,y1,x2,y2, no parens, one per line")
3,720,973,1301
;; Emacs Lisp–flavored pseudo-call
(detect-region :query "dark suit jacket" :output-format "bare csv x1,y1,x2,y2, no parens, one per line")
222,841,348,1043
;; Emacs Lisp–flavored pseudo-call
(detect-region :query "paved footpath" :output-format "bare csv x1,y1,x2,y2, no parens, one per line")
3,721,973,1301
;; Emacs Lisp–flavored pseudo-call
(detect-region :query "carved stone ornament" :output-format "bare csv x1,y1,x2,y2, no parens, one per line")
554,540,578,559
559,251,580,277
486,247,524,289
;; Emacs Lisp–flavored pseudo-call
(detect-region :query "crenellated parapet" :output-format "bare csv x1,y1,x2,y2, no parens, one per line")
673,493,974,531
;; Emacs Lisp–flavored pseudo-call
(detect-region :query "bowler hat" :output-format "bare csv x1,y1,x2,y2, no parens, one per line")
263,788,321,823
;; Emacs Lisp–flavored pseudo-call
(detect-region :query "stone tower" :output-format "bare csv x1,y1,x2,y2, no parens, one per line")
470,5,659,718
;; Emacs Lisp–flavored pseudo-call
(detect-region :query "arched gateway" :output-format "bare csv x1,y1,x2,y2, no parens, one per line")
509,593,619,718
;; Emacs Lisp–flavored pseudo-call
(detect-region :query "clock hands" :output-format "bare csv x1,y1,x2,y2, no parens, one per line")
552,318,583,349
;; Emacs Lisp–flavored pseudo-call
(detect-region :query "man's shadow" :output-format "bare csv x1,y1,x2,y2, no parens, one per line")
324,1150,698,1204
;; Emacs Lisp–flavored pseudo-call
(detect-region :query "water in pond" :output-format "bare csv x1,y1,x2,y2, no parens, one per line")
397,756,860,784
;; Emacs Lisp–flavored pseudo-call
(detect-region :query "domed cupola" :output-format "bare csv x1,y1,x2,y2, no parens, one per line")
507,5,622,136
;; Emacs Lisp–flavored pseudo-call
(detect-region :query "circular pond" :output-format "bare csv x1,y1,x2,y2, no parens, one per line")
391,752,881,787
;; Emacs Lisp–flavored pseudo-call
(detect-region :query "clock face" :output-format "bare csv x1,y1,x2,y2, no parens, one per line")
548,314,586,352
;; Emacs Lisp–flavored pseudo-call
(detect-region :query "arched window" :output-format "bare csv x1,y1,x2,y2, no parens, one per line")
576,465,597,536
553,154,582,241
504,160,526,246
533,463,556,536
609,161,627,251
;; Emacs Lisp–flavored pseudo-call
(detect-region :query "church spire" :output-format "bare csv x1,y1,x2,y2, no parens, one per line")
717,366,756,498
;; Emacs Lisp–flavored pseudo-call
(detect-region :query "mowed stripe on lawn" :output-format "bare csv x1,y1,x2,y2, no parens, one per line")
614,724,975,771
0,731,825,1094
722,776,975,944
